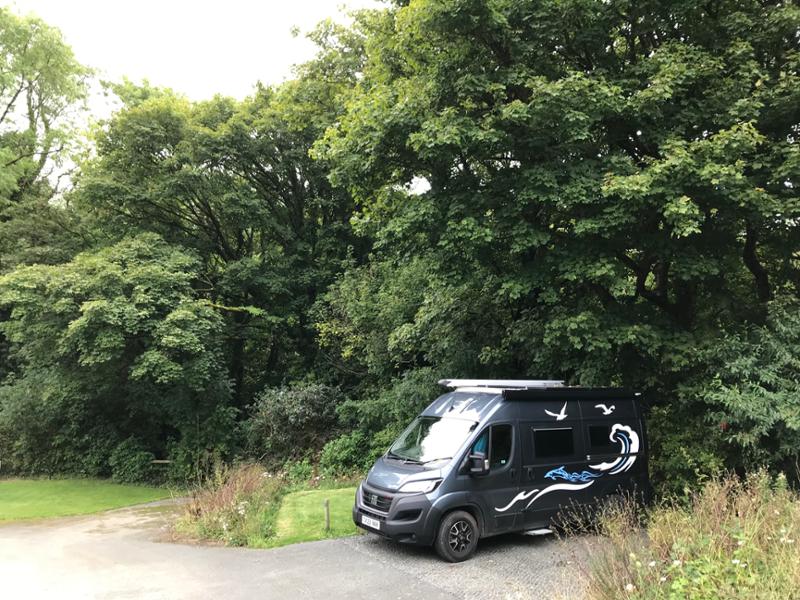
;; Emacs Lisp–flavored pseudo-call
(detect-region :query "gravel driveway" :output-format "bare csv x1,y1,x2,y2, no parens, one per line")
0,501,595,599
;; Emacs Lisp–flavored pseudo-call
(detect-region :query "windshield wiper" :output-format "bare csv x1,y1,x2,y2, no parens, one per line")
422,456,453,464
386,451,422,464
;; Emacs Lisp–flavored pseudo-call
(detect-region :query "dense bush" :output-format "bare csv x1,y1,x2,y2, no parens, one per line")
0,369,117,476
245,383,341,464
109,438,156,484
586,472,800,599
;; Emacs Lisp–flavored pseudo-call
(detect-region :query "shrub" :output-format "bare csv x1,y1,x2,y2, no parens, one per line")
284,458,313,484
178,463,285,546
245,383,341,464
319,431,371,476
585,472,800,599
109,438,156,483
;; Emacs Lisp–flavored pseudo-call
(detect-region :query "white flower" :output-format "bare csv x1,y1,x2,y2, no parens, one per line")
659,576,667,583
624,583,635,592
737,540,744,546
648,561,657,568
739,563,747,569
732,559,740,565
672,559,682,567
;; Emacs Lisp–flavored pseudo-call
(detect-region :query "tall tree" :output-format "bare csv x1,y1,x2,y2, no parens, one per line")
316,0,800,480
73,22,367,405
0,7,89,270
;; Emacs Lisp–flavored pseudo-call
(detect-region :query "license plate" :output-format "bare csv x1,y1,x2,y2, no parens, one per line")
361,514,380,530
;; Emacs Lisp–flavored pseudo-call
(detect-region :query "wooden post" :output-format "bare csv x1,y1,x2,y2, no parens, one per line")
323,499,331,532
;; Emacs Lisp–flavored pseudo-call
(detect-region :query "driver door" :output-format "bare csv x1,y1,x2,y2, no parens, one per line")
465,423,521,535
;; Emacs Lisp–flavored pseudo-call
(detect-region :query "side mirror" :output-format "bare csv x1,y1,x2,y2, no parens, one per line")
468,452,489,476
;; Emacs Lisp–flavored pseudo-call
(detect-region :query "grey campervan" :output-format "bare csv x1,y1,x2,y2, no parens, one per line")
352,379,650,562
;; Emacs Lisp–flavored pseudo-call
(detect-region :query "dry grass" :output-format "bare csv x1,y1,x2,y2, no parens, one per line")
176,463,286,546
584,472,800,599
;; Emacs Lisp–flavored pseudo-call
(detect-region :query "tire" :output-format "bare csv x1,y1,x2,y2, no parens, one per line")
434,510,479,562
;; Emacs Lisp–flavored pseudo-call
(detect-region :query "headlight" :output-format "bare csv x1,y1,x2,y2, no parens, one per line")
398,479,442,494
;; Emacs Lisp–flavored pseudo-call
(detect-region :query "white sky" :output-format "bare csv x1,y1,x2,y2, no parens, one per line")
7,0,383,100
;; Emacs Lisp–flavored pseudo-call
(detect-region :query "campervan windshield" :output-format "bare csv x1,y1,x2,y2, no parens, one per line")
388,416,476,464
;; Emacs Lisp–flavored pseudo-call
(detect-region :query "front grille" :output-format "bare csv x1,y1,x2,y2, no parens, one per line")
362,487,393,513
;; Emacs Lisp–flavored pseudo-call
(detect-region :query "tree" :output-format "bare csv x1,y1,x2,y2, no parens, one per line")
73,64,361,405
0,234,232,477
0,7,89,271
315,0,800,482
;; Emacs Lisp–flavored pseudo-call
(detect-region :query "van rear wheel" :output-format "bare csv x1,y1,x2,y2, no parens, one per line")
434,510,479,562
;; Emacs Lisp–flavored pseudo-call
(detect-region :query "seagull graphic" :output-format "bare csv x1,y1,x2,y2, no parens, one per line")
545,402,568,421
595,403,615,415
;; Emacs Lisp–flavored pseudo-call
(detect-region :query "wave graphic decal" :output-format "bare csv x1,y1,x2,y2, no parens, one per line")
493,423,639,513
522,481,594,509
545,466,603,483
495,489,540,513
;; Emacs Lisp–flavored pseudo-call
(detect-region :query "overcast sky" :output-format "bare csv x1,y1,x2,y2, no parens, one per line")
7,0,382,100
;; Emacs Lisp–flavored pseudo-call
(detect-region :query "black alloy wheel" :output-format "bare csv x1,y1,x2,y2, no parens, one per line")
434,510,479,562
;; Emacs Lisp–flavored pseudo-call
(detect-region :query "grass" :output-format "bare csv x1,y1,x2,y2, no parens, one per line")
0,478,171,521
176,463,360,548
270,487,358,547
582,471,800,599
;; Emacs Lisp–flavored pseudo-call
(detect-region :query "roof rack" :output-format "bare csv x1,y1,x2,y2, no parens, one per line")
438,379,565,389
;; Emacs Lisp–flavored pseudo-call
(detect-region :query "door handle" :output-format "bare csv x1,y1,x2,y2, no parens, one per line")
510,468,516,480
526,467,535,480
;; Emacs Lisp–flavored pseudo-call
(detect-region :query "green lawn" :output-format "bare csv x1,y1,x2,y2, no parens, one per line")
0,479,171,521
270,486,358,547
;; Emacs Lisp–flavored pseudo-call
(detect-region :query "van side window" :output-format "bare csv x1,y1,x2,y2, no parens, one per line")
490,425,512,468
588,425,617,453
533,427,574,459
472,430,489,456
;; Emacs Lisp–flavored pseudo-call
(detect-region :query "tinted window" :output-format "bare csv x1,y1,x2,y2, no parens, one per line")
490,425,512,468
533,428,574,459
588,425,617,453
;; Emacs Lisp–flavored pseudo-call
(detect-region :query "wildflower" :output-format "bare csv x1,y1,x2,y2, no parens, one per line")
737,540,744,546
624,583,635,592
648,561,657,568
635,561,642,569
628,552,637,559
659,576,667,583
672,559,682,567
739,563,747,569
732,559,740,565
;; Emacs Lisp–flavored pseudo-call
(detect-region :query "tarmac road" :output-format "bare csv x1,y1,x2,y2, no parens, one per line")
0,500,594,599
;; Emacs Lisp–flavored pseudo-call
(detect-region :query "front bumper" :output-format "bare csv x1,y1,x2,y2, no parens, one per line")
352,481,436,546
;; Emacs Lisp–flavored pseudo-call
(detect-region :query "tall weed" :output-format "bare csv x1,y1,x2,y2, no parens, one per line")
586,472,800,599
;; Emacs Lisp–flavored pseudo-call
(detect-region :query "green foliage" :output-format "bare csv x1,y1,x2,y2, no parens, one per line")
313,0,800,483
109,438,156,484
319,431,371,475
0,235,232,478
646,404,727,498
679,298,800,475
1,1,800,493
245,383,341,464
0,7,89,272
284,458,314,484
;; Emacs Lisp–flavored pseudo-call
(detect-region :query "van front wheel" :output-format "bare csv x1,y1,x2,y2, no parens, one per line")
434,510,479,562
